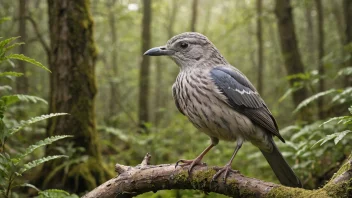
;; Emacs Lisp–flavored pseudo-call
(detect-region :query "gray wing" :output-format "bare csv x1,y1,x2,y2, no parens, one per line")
210,66,284,142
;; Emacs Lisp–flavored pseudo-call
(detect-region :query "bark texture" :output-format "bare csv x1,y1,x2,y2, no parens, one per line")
40,0,109,193
138,0,152,131
274,0,311,120
83,153,352,198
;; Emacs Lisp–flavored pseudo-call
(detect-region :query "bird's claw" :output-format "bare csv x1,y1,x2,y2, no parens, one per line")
175,158,206,175
211,164,238,183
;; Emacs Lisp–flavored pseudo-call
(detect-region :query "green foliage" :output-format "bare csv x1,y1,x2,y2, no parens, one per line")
280,67,352,188
36,189,79,198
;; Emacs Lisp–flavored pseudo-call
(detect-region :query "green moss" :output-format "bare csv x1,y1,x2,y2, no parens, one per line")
192,168,217,184
266,186,319,198
174,170,188,183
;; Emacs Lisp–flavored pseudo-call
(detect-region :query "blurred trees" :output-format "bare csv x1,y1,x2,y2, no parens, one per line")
0,0,352,196
138,0,152,131
39,0,108,192
315,0,325,119
344,0,352,86
190,0,199,32
16,0,28,94
256,0,264,95
274,0,311,120
106,0,120,122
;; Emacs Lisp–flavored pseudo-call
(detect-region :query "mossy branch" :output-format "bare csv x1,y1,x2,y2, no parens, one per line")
83,153,352,198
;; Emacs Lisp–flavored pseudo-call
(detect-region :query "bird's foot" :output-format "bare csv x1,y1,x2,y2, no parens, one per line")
211,163,238,183
175,158,206,175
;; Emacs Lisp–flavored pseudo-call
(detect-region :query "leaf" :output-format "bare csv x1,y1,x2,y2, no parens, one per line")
0,72,23,77
9,113,68,136
294,89,336,113
5,54,50,72
334,130,352,144
19,155,67,174
14,135,73,163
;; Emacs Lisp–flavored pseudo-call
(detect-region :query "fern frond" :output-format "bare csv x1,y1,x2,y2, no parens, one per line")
338,67,352,76
16,94,47,104
14,135,72,164
0,72,23,77
0,37,20,49
5,54,50,72
19,155,67,174
312,130,352,148
332,87,352,104
320,116,350,127
294,89,336,113
38,189,78,198
0,85,12,91
9,113,68,136
4,42,24,52
16,183,40,192
0,95,19,106
334,130,352,144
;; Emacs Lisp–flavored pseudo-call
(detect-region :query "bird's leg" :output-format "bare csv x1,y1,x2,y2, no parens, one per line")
175,143,215,174
212,139,243,183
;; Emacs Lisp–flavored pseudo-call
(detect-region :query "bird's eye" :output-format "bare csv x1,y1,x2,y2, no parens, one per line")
180,42,189,49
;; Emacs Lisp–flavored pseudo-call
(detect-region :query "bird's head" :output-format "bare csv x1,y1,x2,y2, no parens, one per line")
144,32,225,68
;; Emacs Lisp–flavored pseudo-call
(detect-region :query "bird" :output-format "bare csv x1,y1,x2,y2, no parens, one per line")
143,32,302,188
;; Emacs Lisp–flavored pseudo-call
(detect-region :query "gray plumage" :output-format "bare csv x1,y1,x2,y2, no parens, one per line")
144,32,302,188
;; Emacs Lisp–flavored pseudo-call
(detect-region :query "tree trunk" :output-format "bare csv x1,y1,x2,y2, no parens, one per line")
190,0,198,32
256,0,264,95
344,0,352,87
138,0,152,131
39,0,109,193
305,3,315,66
330,0,345,45
315,0,325,119
107,0,119,123
16,0,29,94
274,0,311,120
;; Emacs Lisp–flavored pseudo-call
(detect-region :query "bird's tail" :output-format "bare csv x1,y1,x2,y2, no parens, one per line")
260,141,302,188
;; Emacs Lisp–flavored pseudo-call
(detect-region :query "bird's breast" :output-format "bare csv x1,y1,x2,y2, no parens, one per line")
173,70,258,142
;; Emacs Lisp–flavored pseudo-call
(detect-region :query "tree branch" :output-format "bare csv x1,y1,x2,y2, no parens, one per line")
83,153,352,198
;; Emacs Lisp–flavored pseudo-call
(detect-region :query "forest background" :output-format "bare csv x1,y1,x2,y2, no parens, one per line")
0,0,352,197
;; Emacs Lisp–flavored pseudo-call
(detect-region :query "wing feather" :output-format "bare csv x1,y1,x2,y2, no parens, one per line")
210,67,284,142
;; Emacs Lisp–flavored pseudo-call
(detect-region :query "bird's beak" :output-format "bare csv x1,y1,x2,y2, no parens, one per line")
143,46,173,56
